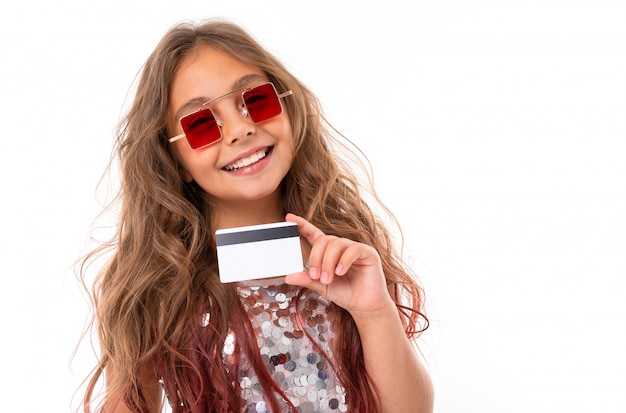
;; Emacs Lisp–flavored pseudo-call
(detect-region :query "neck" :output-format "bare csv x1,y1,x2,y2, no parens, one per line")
211,194,285,230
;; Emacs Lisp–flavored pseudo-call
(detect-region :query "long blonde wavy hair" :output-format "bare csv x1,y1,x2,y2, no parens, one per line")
79,19,428,413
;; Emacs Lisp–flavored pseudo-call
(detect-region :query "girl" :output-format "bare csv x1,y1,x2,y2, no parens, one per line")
80,19,433,413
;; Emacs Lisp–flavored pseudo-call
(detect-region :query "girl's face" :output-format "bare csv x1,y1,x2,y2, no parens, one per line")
166,45,294,224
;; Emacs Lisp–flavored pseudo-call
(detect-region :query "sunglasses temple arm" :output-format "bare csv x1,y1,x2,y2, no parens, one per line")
169,133,186,143
278,90,293,99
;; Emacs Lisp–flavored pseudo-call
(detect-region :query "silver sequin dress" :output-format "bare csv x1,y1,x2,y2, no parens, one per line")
230,282,348,413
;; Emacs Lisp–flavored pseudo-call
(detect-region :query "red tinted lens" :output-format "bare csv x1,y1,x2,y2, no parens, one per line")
242,83,282,123
180,109,221,149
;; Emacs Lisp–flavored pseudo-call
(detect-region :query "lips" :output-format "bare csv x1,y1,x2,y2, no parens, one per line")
223,146,272,172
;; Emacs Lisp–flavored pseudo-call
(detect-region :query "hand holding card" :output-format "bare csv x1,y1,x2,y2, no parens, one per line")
216,221,303,283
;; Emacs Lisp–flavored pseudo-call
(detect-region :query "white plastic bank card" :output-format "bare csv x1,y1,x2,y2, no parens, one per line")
216,222,303,283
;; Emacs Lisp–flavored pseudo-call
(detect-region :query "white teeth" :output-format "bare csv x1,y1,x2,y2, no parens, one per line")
224,148,269,171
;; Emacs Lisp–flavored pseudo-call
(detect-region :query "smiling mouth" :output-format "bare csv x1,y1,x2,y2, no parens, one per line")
223,147,272,172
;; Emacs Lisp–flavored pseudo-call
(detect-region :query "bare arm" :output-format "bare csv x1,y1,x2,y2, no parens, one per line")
351,300,434,412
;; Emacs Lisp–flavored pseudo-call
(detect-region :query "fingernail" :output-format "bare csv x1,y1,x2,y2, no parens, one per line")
309,267,318,279
335,264,343,275
320,272,329,284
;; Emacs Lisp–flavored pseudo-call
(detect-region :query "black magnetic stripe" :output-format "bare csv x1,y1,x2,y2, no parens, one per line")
216,225,299,246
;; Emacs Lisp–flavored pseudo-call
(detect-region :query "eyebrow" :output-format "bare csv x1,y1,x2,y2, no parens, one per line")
173,73,268,121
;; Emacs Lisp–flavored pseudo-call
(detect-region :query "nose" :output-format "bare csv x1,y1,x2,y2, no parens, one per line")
218,105,255,145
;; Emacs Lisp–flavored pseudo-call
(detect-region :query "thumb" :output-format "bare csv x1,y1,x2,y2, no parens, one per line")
285,213,325,245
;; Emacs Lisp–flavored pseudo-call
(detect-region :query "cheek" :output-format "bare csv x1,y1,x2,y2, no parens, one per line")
281,130,296,167
278,117,295,151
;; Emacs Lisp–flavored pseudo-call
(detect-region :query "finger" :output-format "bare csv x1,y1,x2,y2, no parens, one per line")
319,238,351,284
306,234,333,281
334,242,363,276
285,271,327,297
285,213,325,245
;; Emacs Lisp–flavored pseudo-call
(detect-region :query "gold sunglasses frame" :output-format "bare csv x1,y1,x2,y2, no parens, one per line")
168,82,293,146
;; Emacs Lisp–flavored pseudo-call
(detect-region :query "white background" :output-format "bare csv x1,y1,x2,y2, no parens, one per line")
1,1,625,412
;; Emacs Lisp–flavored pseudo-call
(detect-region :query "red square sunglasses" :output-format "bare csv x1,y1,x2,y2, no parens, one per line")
168,82,292,149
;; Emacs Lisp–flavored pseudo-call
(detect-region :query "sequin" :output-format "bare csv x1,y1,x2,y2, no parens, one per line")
306,352,320,364
227,283,343,412
224,333,235,355
269,355,280,366
201,312,210,327
240,377,252,389
283,360,297,372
